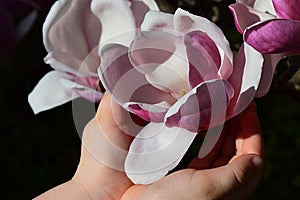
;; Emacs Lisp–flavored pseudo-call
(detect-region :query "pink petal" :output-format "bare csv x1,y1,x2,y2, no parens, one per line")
129,31,190,98
99,44,175,112
184,31,221,88
91,0,136,47
127,103,167,122
125,122,197,184
272,0,300,20
43,0,101,59
174,8,233,65
227,43,263,117
229,3,275,33
165,79,234,132
28,71,79,114
123,84,175,122
245,19,300,54
73,76,103,102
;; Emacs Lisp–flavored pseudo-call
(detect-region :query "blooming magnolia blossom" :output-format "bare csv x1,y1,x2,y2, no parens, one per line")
28,0,158,114
229,0,300,97
98,8,264,184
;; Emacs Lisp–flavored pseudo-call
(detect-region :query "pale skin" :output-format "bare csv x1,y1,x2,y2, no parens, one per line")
34,93,263,200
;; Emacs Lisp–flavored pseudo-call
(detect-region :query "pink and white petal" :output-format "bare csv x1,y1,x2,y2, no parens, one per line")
44,0,100,60
131,0,159,28
227,43,263,117
255,53,284,97
185,31,221,68
99,44,175,109
126,103,168,122
129,31,176,74
165,79,234,132
229,3,276,33
129,31,190,98
184,31,221,88
174,8,233,64
272,0,300,20
125,122,197,184
122,84,175,122
141,10,174,31
91,0,136,47
44,51,98,76
218,47,234,80
245,19,300,54
72,76,103,102
28,71,79,114
74,88,103,102
236,0,276,15
144,42,190,99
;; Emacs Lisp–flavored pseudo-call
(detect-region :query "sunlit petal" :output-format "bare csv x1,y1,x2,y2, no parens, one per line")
245,19,300,54
227,43,263,117
229,3,275,33
28,71,79,114
272,0,300,20
125,122,197,184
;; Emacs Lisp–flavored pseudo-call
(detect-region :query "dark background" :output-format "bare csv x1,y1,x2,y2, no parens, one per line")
1,0,300,199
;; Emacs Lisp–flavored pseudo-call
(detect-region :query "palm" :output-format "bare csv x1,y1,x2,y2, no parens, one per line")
76,93,263,200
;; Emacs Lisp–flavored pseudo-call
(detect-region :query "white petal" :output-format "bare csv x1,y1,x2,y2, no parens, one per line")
255,53,283,97
28,71,79,114
44,52,78,74
42,0,71,52
140,0,159,10
125,122,197,184
91,0,136,48
141,10,174,31
239,44,263,93
228,43,263,117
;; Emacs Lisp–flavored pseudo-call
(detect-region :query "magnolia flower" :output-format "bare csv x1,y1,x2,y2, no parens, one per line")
98,8,264,184
28,0,159,114
229,0,300,96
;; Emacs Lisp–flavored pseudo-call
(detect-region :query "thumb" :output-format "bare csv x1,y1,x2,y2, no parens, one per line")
195,154,263,200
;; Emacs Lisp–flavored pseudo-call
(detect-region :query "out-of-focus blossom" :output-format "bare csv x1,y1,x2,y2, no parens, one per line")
28,0,159,114
0,0,51,63
229,0,300,96
98,8,264,184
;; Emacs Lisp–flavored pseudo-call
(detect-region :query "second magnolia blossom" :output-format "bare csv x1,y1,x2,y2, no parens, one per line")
98,8,264,184
28,0,158,114
230,0,300,97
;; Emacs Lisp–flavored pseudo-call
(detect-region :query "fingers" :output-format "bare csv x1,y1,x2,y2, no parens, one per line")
188,101,263,169
81,93,134,172
190,154,263,200
188,129,229,169
96,92,144,139
233,102,263,161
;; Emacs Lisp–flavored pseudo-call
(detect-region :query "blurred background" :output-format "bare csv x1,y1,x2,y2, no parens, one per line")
1,0,299,199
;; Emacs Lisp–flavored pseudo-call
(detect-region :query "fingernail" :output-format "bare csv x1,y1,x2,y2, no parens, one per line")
252,156,263,168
